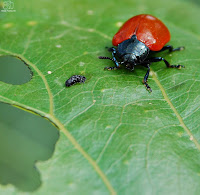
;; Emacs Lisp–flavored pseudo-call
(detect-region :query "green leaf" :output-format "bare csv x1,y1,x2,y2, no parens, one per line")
0,0,200,194
0,102,59,191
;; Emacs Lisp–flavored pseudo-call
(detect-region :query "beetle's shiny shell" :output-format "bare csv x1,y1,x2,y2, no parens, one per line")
112,14,170,51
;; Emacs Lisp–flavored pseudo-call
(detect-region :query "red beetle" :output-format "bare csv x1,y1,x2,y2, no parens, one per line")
99,14,184,92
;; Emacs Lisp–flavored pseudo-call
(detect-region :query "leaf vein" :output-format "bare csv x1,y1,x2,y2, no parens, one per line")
0,48,116,195
152,70,200,151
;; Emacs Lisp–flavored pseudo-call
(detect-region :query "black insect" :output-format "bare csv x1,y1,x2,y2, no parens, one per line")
65,75,86,87
99,14,185,92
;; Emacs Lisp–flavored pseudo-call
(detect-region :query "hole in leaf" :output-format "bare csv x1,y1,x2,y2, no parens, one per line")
0,102,59,192
0,56,32,85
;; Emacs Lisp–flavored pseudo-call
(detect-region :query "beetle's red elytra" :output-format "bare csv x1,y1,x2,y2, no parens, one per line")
112,14,171,51
99,14,185,92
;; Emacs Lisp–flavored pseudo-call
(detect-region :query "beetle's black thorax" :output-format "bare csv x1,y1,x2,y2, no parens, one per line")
116,35,150,70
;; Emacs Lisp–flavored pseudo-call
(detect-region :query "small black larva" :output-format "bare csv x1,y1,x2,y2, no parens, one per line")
65,75,86,87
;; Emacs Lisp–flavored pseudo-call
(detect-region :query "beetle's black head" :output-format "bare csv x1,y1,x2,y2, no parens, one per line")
122,53,141,71
116,35,150,69
98,35,150,71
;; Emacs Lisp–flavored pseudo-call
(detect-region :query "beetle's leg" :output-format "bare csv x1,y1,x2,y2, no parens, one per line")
142,64,152,92
99,47,121,70
98,56,121,70
145,57,185,69
103,61,123,70
107,47,116,52
108,47,120,68
158,45,185,52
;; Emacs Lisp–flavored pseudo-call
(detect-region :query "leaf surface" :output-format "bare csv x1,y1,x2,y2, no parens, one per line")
0,0,200,194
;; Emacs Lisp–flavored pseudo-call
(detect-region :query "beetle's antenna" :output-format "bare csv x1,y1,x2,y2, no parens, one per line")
98,56,114,61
